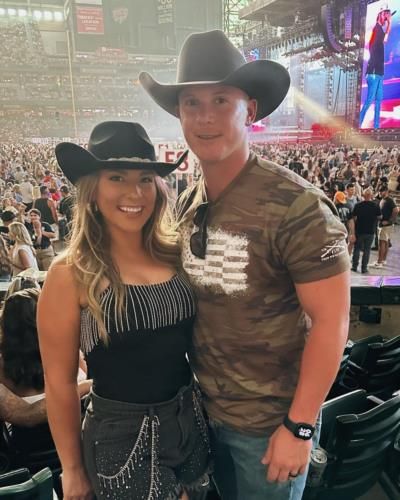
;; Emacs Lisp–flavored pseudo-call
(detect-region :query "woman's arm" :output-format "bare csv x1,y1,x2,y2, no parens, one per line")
18,248,33,270
37,262,93,499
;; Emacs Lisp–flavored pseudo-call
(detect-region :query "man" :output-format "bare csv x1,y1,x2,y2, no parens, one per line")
19,174,34,211
334,191,355,253
140,30,350,500
351,188,381,273
0,209,16,236
373,185,399,267
0,383,46,427
58,185,75,240
345,183,359,212
33,185,58,229
26,208,56,271
359,8,393,129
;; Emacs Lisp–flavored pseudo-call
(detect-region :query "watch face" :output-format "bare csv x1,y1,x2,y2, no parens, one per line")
297,425,313,440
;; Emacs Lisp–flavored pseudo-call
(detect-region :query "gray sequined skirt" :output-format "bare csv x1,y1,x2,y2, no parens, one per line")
82,382,211,500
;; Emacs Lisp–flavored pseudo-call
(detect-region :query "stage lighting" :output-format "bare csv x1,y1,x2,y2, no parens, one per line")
54,11,63,21
43,11,53,21
17,9,27,17
33,10,42,20
7,8,17,16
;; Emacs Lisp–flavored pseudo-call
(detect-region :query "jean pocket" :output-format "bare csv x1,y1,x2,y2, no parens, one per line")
95,415,150,480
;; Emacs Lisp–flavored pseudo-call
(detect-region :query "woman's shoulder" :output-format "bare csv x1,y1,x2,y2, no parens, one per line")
44,256,78,293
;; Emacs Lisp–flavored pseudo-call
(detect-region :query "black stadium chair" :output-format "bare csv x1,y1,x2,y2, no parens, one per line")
327,335,400,400
326,335,384,400
304,390,400,500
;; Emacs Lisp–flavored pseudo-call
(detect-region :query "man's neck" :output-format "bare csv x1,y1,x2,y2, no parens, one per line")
201,147,251,201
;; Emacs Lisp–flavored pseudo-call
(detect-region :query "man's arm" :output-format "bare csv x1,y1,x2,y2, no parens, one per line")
263,271,350,482
289,270,350,422
0,384,46,427
48,199,58,224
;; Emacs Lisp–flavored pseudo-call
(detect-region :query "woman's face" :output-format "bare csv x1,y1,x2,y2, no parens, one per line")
95,168,158,238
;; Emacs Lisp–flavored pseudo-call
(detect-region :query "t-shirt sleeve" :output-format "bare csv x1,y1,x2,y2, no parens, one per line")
275,189,350,284
42,222,53,232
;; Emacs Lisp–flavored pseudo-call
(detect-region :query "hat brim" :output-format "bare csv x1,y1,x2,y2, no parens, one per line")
139,60,290,122
55,143,188,184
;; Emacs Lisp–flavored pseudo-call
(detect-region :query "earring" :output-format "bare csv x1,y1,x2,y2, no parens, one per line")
88,202,98,213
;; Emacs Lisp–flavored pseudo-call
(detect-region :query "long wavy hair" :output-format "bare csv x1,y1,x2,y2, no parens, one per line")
0,288,43,391
8,222,35,251
61,172,180,342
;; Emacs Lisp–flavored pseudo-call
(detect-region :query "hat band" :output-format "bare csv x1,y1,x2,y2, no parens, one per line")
106,157,152,162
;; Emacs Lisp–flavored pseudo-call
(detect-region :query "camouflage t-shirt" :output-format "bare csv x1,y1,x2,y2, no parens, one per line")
180,153,350,436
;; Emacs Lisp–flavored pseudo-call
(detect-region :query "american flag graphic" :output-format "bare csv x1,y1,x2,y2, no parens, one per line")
181,225,249,295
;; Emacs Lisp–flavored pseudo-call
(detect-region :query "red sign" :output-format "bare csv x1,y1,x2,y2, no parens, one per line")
76,6,104,34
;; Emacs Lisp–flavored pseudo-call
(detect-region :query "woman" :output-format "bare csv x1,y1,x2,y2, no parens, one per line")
0,289,45,403
8,221,39,276
38,122,210,500
0,234,12,281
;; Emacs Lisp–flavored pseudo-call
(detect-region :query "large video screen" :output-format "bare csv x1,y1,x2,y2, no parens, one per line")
359,0,400,129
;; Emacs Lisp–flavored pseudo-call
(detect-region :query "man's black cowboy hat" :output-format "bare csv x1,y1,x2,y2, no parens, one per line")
55,121,188,185
139,29,290,122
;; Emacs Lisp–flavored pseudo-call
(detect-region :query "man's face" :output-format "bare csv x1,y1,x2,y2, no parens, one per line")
177,84,257,166
30,212,41,224
347,186,355,197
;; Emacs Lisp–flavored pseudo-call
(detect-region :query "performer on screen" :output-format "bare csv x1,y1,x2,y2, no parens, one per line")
359,8,394,129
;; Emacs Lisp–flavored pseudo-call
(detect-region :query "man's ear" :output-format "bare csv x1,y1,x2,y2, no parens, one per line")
247,98,258,124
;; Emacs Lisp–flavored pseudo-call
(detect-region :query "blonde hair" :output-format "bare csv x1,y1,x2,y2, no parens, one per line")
9,222,35,249
61,172,180,342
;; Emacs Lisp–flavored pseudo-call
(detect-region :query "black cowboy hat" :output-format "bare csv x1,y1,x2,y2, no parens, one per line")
55,121,188,185
139,30,290,122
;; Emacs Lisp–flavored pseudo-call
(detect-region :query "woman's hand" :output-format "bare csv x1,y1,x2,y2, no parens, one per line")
61,467,94,500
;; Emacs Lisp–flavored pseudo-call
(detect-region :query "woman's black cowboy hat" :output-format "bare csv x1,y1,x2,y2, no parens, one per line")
139,29,290,122
55,121,188,185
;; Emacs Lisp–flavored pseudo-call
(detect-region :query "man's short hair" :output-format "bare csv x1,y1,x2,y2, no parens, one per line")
44,170,51,176
346,183,354,189
379,184,389,193
39,185,48,195
28,208,41,218
60,185,69,194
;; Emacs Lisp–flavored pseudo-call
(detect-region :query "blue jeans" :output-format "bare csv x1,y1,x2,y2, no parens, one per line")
359,74,383,129
210,419,321,500
352,233,374,272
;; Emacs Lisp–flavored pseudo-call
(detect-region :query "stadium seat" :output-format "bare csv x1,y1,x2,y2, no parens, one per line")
326,335,385,400
0,467,54,499
304,390,400,500
0,468,29,488
1,422,61,496
328,335,400,400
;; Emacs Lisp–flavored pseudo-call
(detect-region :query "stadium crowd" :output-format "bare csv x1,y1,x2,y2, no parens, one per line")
0,140,398,280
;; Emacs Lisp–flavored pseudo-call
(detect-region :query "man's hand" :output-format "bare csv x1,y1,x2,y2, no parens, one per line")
32,219,41,233
261,425,312,482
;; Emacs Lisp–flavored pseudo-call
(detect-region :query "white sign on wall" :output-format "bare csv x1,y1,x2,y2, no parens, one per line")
158,147,197,174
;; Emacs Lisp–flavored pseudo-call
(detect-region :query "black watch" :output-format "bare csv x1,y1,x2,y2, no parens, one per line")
283,415,315,440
